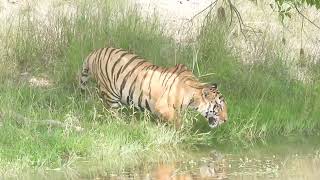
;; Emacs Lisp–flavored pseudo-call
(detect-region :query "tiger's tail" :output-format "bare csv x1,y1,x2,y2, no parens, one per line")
79,57,90,91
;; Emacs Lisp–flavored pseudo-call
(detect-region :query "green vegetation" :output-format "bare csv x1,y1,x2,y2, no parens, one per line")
0,0,319,176
275,0,320,9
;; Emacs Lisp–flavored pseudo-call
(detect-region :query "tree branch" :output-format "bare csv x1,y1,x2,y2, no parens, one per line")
294,4,320,30
189,0,218,22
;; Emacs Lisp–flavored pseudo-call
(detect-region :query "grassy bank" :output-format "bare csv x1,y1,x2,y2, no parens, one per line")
0,0,319,176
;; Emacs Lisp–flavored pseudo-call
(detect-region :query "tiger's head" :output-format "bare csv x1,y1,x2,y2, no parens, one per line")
192,83,228,128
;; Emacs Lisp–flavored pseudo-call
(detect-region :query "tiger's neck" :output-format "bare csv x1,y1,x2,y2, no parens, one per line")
179,78,204,111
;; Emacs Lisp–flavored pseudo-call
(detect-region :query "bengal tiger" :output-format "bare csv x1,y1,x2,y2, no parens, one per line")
79,47,227,128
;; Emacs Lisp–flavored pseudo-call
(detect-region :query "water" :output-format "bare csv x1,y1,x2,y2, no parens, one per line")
87,136,320,180
25,136,320,179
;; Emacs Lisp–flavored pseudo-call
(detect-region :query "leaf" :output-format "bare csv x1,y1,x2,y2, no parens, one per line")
270,3,274,9
280,13,285,24
274,0,320,10
285,12,292,18
286,6,292,11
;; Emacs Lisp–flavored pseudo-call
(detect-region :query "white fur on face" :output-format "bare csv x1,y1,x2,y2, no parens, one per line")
197,98,226,128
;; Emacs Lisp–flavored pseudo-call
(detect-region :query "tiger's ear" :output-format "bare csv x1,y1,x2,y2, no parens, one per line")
210,83,218,90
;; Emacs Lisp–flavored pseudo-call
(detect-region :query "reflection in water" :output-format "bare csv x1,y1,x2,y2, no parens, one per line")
93,142,320,180
149,152,227,179
96,150,228,179
93,150,229,179
17,137,320,179
150,164,192,180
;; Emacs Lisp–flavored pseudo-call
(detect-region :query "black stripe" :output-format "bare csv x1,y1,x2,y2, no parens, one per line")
125,73,138,105
167,70,188,94
188,98,194,107
128,75,138,103
93,48,104,76
161,68,172,86
86,49,97,61
99,90,118,104
96,48,110,88
126,96,131,105
120,55,140,73
110,53,130,78
115,66,123,81
164,65,184,87
148,66,158,99
114,55,140,82
159,68,167,76
145,100,151,112
102,48,121,98
100,91,114,101
106,99,120,104
96,48,106,64
119,60,147,98
135,65,154,105
162,66,180,86
158,68,167,80
180,96,184,110
105,47,116,64
98,47,110,77
103,93,120,104
114,49,127,54
99,48,120,99
136,65,155,110
138,65,153,90
213,104,218,110
138,92,144,110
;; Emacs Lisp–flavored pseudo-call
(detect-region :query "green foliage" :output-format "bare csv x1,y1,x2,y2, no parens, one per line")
276,0,320,9
272,0,320,24
195,12,320,141
0,0,320,176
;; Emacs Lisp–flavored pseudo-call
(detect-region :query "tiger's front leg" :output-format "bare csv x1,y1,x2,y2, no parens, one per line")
154,103,181,129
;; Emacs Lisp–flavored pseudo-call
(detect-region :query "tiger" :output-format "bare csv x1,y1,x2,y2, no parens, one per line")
79,47,227,128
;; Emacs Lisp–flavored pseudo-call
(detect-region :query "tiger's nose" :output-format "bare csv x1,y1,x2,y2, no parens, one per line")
220,114,227,122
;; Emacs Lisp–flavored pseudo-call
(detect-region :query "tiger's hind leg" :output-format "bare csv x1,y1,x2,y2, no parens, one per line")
97,89,121,108
97,89,124,119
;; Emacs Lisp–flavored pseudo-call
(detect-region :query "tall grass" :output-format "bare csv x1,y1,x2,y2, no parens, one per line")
0,0,319,176
195,14,320,141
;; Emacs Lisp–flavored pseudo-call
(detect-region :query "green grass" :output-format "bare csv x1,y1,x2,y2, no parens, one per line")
0,0,319,176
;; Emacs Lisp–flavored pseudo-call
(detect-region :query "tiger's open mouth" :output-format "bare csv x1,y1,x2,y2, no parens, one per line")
208,117,219,128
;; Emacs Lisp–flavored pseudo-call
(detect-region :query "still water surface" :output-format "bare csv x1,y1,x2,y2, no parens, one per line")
34,136,320,179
